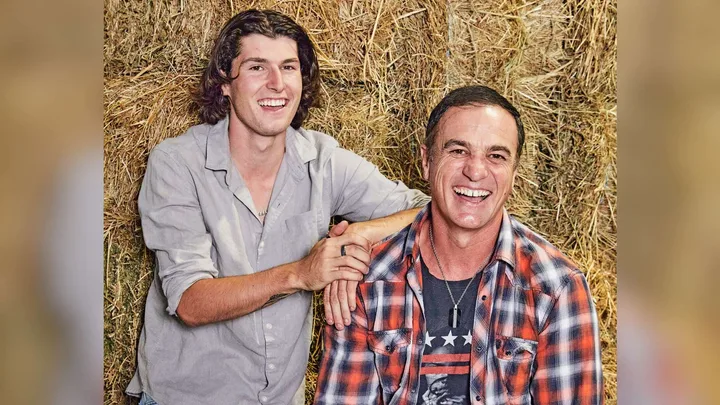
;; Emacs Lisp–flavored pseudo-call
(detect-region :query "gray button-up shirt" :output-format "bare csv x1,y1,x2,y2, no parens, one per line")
126,117,429,405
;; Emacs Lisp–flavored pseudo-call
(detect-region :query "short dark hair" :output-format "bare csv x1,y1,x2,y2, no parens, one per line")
194,9,320,128
425,85,525,162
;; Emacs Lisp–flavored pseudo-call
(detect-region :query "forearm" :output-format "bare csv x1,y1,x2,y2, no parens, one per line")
176,261,302,327
349,208,422,244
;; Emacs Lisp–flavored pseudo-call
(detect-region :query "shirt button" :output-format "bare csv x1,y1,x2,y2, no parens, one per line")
268,363,275,370
265,323,273,330
259,241,265,249
481,295,487,301
475,395,482,402
260,396,268,402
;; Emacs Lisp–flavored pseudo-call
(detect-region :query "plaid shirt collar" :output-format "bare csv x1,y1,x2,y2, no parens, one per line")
397,202,516,275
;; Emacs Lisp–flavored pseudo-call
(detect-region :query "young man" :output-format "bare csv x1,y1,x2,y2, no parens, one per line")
315,86,603,405
126,9,428,405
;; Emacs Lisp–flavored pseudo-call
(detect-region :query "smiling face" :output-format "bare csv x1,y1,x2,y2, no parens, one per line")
221,34,303,138
422,104,519,235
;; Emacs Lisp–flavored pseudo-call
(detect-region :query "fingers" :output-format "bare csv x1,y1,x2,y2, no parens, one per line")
329,280,349,330
332,254,369,275
346,280,358,312
335,269,364,282
339,244,371,267
330,280,345,331
334,232,372,252
303,230,371,291
337,279,351,326
323,284,334,326
328,220,349,238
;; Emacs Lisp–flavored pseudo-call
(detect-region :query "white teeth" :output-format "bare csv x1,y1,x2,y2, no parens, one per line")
453,187,490,198
258,99,286,107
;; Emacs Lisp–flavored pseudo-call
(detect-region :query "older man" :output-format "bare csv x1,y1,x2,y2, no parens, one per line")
315,85,603,405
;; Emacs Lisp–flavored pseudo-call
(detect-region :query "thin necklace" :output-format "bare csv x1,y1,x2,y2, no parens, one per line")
428,226,481,328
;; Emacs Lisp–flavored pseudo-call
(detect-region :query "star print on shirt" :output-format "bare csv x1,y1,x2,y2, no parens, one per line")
425,331,436,348
463,330,472,346
442,330,457,347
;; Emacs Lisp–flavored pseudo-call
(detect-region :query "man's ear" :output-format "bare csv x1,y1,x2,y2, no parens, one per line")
420,145,430,181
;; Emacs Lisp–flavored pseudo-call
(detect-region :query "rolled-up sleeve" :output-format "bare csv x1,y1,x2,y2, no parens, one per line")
328,148,429,222
138,148,217,315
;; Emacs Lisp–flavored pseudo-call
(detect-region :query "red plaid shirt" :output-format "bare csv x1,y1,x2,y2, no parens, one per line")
315,205,603,405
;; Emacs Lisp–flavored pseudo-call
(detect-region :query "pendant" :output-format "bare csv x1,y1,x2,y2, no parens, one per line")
448,306,461,328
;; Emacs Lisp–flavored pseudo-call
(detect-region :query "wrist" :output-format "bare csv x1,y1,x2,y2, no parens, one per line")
285,260,305,291
347,222,379,244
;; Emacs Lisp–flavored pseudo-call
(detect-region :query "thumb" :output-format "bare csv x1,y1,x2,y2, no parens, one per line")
328,220,349,237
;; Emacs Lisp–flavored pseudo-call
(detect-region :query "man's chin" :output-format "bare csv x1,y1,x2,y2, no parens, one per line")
255,121,293,137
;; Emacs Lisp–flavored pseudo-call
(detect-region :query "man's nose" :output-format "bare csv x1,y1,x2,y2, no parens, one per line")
463,155,489,181
266,66,285,92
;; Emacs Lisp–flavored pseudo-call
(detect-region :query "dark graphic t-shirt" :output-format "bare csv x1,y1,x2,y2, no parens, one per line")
418,255,481,405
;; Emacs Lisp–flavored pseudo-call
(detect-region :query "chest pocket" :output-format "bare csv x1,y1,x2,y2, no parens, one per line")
367,328,411,394
282,211,317,261
495,335,538,404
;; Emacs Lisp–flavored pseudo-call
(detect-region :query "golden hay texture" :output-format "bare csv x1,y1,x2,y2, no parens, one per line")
104,0,616,403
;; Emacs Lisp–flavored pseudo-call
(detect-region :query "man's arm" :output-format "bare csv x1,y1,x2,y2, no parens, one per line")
176,231,371,327
531,272,604,404
345,207,423,245
314,293,382,404
328,147,429,223
323,208,422,329
140,148,372,327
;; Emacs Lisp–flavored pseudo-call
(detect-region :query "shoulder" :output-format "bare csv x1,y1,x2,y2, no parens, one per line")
364,224,413,283
293,127,339,158
149,121,216,166
294,127,371,166
508,216,584,298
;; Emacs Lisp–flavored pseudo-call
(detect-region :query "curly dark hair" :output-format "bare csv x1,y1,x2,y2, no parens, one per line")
194,9,320,128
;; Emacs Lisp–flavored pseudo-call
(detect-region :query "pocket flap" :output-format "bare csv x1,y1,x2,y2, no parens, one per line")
495,336,538,361
367,328,411,355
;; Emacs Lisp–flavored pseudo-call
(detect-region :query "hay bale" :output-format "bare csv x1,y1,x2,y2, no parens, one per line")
104,0,616,403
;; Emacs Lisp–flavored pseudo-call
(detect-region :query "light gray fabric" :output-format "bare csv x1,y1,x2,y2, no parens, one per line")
126,116,429,405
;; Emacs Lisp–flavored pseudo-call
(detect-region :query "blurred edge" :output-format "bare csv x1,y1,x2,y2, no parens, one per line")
1,0,720,402
0,0,103,404
620,0,720,403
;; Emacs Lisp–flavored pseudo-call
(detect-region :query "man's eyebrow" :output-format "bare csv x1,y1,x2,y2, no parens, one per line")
239,57,300,66
239,57,268,66
488,145,512,156
442,139,470,149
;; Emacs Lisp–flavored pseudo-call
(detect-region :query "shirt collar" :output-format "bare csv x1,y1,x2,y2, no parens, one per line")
403,204,516,269
204,116,230,171
204,118,318,173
